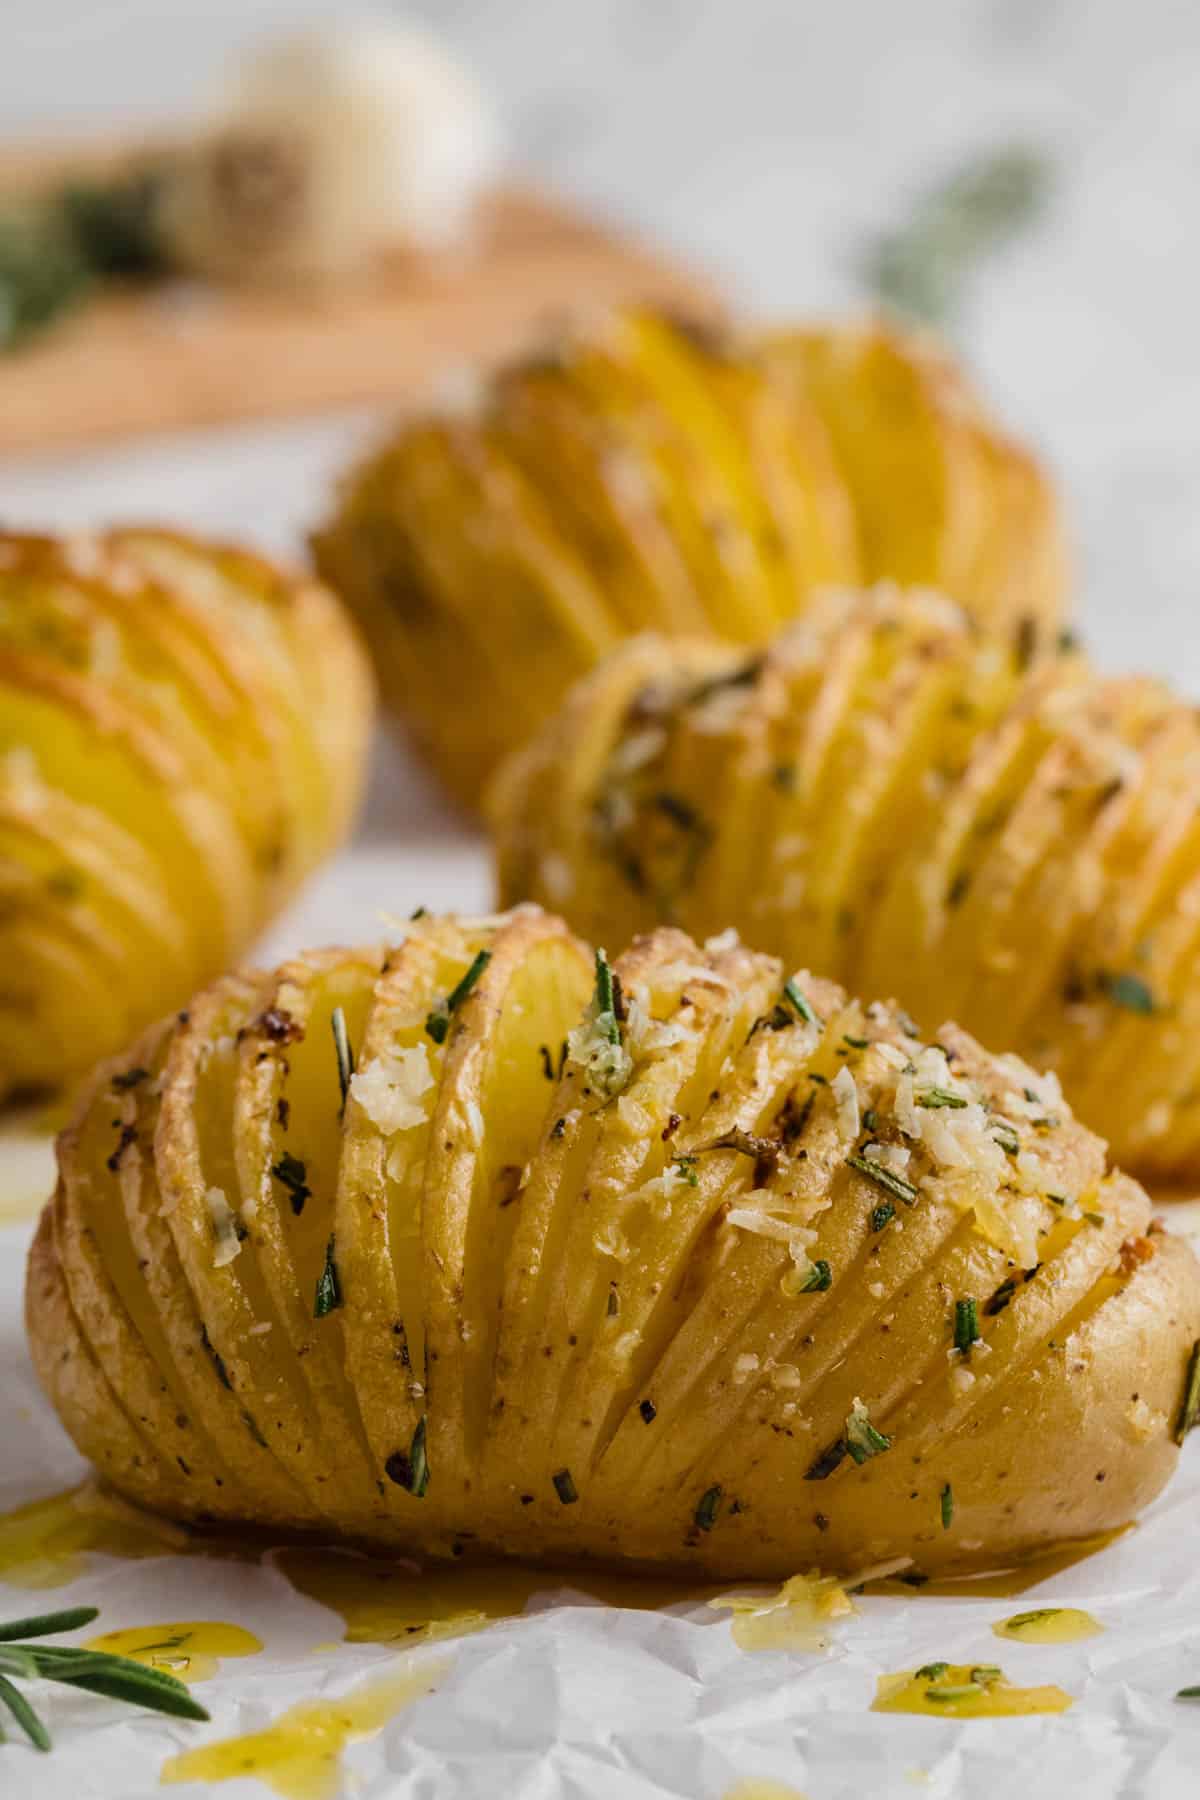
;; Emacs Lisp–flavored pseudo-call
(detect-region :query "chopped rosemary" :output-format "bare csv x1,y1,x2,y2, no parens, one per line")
271,1152,310,1216
385,1416,429,1496
552,1468,578,1505
426,948,493,1043
843,1034,869,1050
870,1201,895,1232
919,1087,968,1110
694,1484,723,1532
671,1154,699,1187
991,1122,1020,1156
845,1398,891,1465
862,1108,878,1133
953,1297,979,1354
782,976,820,1028
940,1482,954,1529
1101,971,1156,1015
926,1683,982,1703
1177,1686,1200,1700
0,1604,208,1751
111,1065,148,1092
330,1006,355,1108
846,1153,918,1206
314,1236,343,1317
916,1661,950,1682
804,1439,847,1481
970,1665,1002,1686
1176,1339,1200,1445
592,948,619,1044
797,1259,833,1293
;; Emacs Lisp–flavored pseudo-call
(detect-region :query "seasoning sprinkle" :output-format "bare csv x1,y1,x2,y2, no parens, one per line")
426,948,492,1044
846,1153,918,1206
552,1468,578,1506
845,1398,891,1465
782,976,820,1028
953,1297,979,1354
1102,971,1156,1015
111,1065,149,1092
330,1006,354,1108
314,1235,343,1317
384,1416,429,1497
694,1484,723,1532
639,1399,657,1424
271,1152,310,1217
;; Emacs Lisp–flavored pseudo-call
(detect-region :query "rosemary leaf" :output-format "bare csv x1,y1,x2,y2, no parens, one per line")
0,1671,50,1752
0,1606,98,1643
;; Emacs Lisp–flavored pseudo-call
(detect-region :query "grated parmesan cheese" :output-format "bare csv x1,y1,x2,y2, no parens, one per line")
207,1187,243,1267
350,1043,434,1134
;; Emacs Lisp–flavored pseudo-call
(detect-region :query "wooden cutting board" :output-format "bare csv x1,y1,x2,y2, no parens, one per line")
0,137,725,455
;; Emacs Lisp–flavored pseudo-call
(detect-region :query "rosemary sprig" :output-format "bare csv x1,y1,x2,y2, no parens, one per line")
0,1604,208,1753
859,144,1052,328
846,1153,918,1207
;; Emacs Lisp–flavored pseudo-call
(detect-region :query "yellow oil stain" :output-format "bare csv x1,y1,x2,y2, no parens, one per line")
873,1661,1073,1718
992,1606,1103,1645
865,1527,1131,1600
160,1657,447,1799
274,1546,707,1647
709,1570,855,1652
723,1782,808,1799
0,1482,187,1590
84,1619,263,1684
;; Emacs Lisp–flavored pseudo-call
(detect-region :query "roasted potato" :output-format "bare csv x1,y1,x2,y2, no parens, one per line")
490,587,1200,1181
27,907,1200,1577
313,310,1069,810
0,528,373,1098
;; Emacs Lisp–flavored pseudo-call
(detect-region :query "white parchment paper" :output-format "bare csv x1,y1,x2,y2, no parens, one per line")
4,1202,1200,1800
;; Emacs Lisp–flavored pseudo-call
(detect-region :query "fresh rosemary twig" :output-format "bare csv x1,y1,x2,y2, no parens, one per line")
859,145,1052,328
0,1604,209,1753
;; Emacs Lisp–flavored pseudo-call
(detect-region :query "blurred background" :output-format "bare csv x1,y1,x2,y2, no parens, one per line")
3,0,1198,935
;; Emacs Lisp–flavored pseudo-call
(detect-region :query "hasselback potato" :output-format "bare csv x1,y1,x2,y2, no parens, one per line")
491,588,1200,1180
0,528,373,1097
27,907,1200,1577
312,310,1068,808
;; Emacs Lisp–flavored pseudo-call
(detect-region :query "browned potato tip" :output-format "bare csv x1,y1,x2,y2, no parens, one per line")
27,906,1199,1579
312,309,1069,810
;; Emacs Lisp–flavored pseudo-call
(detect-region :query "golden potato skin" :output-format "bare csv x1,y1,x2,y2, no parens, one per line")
312,311,1068,810
0,528,374,1098
491,588,1200,1181
27,907,1200,1578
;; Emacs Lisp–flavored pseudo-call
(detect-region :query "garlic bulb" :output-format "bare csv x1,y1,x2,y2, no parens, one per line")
159,21,502,284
